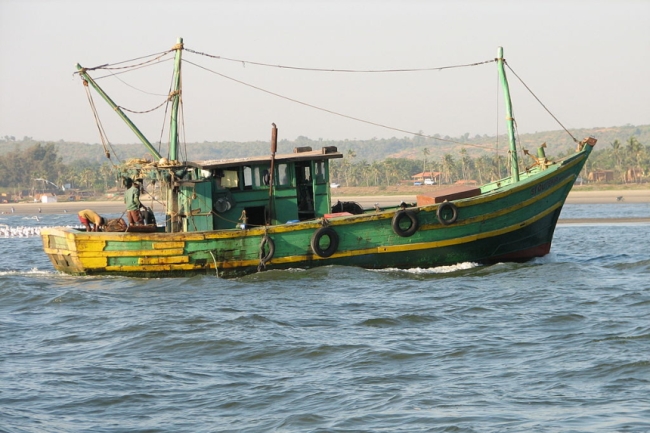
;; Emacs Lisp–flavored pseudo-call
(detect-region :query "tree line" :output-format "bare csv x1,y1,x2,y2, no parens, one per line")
587,137,648,183
329,136,649,187
0,137,646,195
0,143,116,195
3,124,649,166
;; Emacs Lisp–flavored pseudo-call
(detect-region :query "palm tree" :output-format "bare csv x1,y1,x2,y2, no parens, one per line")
459,148,474,180
610,139,623,182
475,155,493,184
80,168,96,190
344,149,357,187
626,137,644,183
441,154,455,184
99,163,114,191
369,162,382,186
422,147,430,175
383,159,402,186
353,160,370,187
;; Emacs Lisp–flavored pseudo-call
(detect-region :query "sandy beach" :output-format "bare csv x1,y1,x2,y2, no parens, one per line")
1,189,648,223
563,189,649,204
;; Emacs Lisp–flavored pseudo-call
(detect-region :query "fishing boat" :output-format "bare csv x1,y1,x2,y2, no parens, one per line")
41,39,596,278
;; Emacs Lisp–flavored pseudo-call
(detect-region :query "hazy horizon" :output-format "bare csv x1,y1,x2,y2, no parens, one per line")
1,123,647,147
1,1,649,145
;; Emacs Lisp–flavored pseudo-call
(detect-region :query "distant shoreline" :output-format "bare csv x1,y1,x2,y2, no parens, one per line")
2,189,647,219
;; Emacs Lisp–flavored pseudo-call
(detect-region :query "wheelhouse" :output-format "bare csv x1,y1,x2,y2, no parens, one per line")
167,146,343,232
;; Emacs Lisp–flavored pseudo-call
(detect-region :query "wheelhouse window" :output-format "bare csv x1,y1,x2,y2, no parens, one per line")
299,165,311,183
244,165,271,188
277,163,291,187
243,166,253,189
314,160,326,184
258,166,271,187
221,169,239,189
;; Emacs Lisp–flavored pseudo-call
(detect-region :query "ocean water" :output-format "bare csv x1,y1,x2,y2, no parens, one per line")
1,204,649,432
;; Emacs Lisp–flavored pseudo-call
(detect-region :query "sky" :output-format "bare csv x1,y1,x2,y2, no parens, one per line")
1,0,649,146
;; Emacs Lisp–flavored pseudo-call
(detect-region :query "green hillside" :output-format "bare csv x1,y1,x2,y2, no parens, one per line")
2,124,649,164
2,124,647,193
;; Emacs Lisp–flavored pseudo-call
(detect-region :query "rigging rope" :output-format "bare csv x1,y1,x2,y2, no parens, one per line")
181,47,577,153
183,58,496,152
77,50,174,73
185,47,497,73
78,44,573,158
83,81,121,165
91,58,174,81
505,62,578,143
106,68,170,97
118,98,169,114
156,70,177,155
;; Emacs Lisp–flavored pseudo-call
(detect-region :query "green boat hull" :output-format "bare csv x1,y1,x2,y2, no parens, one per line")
41,145,591,278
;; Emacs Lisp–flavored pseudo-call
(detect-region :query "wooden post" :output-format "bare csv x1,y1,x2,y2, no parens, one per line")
267,123,278,224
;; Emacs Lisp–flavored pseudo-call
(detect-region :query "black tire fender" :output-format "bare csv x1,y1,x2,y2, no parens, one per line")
260,235,275,263
437,202,458,225
391,210,419,237
310,227,339,258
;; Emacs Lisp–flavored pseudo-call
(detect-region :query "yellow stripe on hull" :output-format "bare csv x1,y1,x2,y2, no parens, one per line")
40,160,577,277
75,249,185,258
139,256,190,265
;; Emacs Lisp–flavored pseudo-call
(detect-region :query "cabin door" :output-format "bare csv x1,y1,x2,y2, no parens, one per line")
311,160,330,216
295,160,330,220
295,161,315,220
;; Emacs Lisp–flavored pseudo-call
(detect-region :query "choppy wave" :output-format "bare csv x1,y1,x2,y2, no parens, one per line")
1,206,650,432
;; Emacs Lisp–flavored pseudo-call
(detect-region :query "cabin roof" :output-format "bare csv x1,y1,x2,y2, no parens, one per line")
193,146,343,170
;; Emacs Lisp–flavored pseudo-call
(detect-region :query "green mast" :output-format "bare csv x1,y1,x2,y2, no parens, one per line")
496,47,519,183
169,37,183,162
76,65,162,161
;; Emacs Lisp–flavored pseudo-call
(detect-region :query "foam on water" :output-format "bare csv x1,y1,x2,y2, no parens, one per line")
0,268,55,276
378,261,481,275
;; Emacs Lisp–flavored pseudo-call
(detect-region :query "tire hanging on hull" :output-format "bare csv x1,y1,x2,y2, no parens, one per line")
437,202,458,225
257,235,275,272
392,210,419,237
311,227,339,258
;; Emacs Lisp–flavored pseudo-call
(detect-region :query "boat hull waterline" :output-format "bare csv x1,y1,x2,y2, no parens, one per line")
42,146,592,278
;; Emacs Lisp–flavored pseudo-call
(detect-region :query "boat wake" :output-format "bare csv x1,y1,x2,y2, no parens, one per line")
377,262,481,275
0,268,56,276
529,253,558,264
